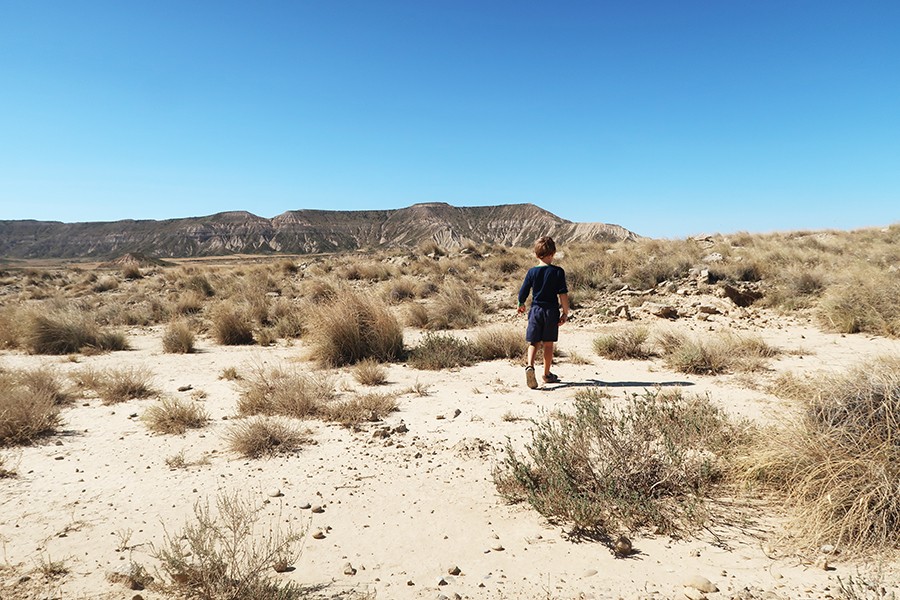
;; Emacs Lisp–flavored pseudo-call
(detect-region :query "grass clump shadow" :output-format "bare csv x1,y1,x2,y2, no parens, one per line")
740,357,900,554
495,388,746,535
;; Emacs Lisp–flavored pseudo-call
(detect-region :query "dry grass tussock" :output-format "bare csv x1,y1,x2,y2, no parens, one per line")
655,329,778,374
153,492,306,597
211,303,255,345
353,358,388,386
162,320,195,353
495,388,747,535
471,326,527,361
818,272,900,337
426,279,486,330
74,366,157,404
593,325,652,360
325,392,398,426
237,365,336,419
143,397,209,434
307,289,403,367
226,417,313,459
22,306,128,354
740,357,900,554
0,369,64,446
408,332,475,370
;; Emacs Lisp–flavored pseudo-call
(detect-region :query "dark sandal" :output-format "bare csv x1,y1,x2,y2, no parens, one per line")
542,372,560,384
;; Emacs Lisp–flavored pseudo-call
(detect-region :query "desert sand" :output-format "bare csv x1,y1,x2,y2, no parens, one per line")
2,285,899,600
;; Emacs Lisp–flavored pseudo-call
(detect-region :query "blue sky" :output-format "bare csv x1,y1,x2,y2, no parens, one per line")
0,1,898,238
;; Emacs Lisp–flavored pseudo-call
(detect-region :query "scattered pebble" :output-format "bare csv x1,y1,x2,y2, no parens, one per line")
312,530,326,539
311,505,325,514
343,562,357,576
683,575,718,593
267,488,282,498
448,565,461,576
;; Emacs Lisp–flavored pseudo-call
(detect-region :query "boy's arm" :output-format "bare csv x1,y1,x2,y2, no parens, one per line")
558,293,570,324
517,271,532,313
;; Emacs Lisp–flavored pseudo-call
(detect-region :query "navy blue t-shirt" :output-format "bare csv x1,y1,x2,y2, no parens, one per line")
518,264,568,308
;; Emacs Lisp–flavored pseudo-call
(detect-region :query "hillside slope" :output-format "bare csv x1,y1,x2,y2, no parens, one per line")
0,203,639,259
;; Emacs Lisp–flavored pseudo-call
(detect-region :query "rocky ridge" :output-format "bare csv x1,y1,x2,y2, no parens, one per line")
0,203,639,259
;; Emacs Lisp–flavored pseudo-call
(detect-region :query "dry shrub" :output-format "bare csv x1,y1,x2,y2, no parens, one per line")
495,389,745,534
0,370,62,446
405,303,430,328
143,397,209,434
382,277,420,304
23,307,128,354
153,492,305,597
308,290,403,367
656,330,778,374
78,366,157,404
121,265,142,280
302,278,338,302
174,292,205,315
740,358,900,553
0,306,23,349
353,358,388,386
226,417,312,459
408,332,475,370
471,326,527,361
162,321,195,354
270,298,306,339
211,304,254,345
342,260,394,281
819,274,900,337
427,280,486,329
325,392,398,426
593,326,652,360
92,275,119,292
237,365,335,419
183,272,215,297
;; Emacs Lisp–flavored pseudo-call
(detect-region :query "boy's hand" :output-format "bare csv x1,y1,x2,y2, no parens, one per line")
558,312,568,325
517,304,526,314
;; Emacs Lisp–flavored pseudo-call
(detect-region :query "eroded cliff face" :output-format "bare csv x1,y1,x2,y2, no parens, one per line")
0,203,640,259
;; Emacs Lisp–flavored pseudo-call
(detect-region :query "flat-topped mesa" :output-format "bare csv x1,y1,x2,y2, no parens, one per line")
0,203,641,259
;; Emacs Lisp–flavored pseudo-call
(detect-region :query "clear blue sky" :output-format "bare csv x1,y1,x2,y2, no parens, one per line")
1,1,898,238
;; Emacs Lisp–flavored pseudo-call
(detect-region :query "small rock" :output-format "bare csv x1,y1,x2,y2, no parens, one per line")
613,535,632,557
393,423,409,434
436,415,446,420
683,575,718,593
820,544,837,555
814,556,830,570
299,503,311,509
343,562,357,576
267,488,283,498
312,530,326,539
582,569,598,578
273,560,290,573
448,565,461,576
177,385,192,392
407,580,415,586
437,577,448,586
311,505,325,514
491,544,504,551
453,409,461,418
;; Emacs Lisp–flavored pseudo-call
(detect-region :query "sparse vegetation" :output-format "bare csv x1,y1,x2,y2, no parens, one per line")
0,370,62,446
740,357,900,553
74,366,157,404
593,326,652,360
23,307,128,355
495,389,745,534
471,326,527,361
211,304,255,345
408,332,475,370
153,492,305,597
655,330,778,374
162,320,195,353
226,417,312,458
237,365,335,419
818,273,900,337
143,397,209,434
325,392,398,426
427,280,486,330
353,358,388,386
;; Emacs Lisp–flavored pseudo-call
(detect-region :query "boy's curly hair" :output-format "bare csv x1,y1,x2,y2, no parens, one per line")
533,236,556,259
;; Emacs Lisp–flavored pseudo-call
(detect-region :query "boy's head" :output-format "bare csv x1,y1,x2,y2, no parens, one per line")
534,236,556,260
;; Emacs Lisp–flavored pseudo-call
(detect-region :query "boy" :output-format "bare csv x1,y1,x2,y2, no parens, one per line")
517,236,569,389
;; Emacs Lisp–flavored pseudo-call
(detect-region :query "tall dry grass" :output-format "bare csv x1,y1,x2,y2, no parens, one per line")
307,290,403,367
0,369,63,446
23,307,128,355
740,357,900,553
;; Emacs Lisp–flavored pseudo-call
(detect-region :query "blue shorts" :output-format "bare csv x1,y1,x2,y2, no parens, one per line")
525,305,560,343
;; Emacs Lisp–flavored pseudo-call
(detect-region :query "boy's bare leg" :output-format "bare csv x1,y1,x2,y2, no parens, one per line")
527,343,540,367
543,342,554,378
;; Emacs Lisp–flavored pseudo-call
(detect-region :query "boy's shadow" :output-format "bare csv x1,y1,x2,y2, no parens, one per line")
543,378,694,391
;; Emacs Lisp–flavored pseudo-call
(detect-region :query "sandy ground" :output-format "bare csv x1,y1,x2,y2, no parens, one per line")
2,307,900,600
